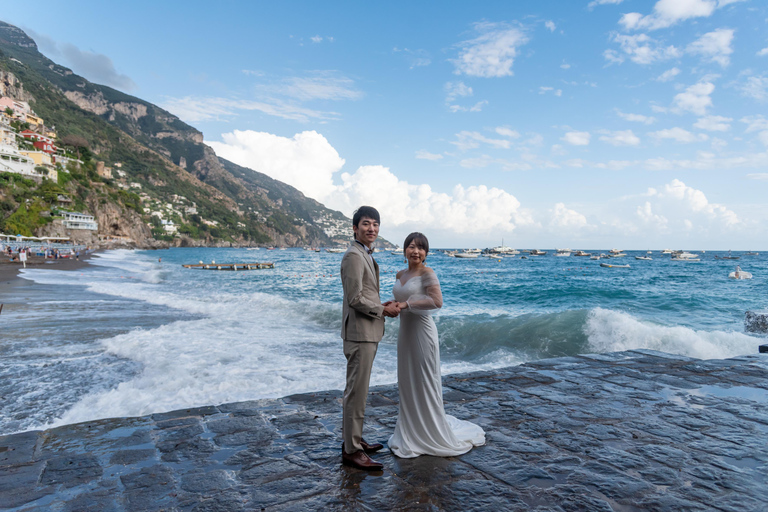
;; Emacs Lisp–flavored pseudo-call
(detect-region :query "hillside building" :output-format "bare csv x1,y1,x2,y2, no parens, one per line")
61,211,98,231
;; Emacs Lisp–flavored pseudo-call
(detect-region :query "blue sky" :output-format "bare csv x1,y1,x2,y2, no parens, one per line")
4,0,768,249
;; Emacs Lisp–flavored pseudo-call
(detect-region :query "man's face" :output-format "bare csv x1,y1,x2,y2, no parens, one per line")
353,217,379,247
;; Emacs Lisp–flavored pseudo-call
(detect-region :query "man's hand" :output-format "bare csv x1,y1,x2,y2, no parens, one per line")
383,302,401,318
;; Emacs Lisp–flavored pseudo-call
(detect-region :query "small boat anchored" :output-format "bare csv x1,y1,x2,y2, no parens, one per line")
600,262,630,268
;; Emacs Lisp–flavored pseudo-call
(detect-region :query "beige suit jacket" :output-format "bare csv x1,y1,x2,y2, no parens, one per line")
340,241,385,342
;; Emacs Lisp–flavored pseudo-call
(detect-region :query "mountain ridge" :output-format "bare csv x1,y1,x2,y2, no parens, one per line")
0,21,368,248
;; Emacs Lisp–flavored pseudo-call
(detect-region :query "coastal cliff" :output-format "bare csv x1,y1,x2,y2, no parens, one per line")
1,350,766,510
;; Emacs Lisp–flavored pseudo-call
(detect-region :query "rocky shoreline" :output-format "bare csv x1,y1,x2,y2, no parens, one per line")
1,349,767,511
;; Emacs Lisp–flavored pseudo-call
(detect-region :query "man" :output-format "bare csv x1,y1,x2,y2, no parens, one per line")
340,206,400,471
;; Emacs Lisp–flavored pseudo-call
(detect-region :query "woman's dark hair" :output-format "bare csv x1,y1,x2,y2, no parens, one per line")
403,232,429,256
352,206,380,228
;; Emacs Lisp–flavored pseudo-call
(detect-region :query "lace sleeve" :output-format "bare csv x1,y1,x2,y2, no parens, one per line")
406,272,443,315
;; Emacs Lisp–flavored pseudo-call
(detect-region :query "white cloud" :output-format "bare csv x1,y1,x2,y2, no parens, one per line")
738,75,768,102
452,22,529,78
328,167,534,234
269,72,363,101
415,150,444,161
560,63,571,69
694,115,732,131
657,178,738,225
741,115,768,132
636,201,669,230
746,173,768,181
588,0,624,9
619,0,717,31
616,110,656,124
207,130,535,235
495,127,521,138
393,47,431,68
758,48,768,57
310,35,323,43
451,131,512,151
649,127,708,143
445,81,473,102
609,33,681,65
759,131,768,146
672,81,715,115
162,96,339,123
545,21,556,32
445,81,487,112
599,129,641,146
550,203,589,229
539,86,563,96
562,131,591,146
207,130,345,198
29,30,136,91
657,67,681,82
686,28,734,67
164,71,361,123
603,49,624,65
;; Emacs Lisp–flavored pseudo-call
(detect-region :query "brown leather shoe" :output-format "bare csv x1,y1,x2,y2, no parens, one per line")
360,439,384,453
342,449,384,471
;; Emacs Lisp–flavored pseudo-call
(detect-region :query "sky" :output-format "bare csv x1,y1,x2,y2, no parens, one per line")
3,0,768,249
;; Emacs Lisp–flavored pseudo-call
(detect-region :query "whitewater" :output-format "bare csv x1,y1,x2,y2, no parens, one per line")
1,247,765,435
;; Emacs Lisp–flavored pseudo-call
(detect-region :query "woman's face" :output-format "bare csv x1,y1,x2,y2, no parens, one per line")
405,241,426,265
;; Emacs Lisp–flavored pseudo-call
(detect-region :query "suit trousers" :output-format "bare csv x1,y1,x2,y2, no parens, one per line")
342,340,379,454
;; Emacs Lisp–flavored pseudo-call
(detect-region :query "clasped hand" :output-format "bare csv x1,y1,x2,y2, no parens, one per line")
382,301,403,318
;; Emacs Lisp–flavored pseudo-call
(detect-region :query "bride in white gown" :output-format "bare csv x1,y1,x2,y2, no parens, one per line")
387,232,485,458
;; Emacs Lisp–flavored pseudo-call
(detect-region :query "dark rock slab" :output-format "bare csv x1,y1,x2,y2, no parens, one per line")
2,351,768,511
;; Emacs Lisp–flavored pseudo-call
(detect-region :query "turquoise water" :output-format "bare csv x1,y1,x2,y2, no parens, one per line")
1,247,765,434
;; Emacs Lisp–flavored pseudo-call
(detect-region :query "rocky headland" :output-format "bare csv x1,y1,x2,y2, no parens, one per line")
1,349,767,511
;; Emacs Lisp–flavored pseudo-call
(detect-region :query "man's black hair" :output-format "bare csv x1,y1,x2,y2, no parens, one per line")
352,206,380,230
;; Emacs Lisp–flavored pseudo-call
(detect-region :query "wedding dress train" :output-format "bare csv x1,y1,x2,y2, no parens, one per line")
388,273,485,458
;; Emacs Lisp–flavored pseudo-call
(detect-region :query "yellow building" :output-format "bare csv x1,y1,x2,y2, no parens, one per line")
19,150,53,167
25,113,43,130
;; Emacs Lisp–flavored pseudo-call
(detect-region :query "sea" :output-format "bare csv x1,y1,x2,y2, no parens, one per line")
1,247,765,435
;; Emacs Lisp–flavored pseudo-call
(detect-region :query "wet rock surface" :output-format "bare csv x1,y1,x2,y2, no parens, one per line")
2,349,768,511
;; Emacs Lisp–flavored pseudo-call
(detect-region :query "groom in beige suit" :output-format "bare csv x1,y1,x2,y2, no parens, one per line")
340,206,400,471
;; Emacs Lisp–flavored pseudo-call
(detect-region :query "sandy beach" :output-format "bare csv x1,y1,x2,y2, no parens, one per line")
0,250,96,287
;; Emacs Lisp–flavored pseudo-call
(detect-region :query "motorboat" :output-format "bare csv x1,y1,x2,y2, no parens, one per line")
600,262,630,268
745,252,759,256
729,266,752,279
573,250,591,257
609,248,623,254
325,247,345,253
609,253,628,258
671,252,700,262
454,251,480,259
555,248,571,256
530,249,547,256
715,250,739,260
391,247,404,255
635,256,652,261
661,249,672,254
590,255,600,260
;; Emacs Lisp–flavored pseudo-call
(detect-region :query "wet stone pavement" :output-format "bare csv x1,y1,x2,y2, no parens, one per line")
2,349,768,511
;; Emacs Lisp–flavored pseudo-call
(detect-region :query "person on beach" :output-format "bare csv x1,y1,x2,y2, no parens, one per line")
340,205,400,471
388,232,485,458
19,248,27,268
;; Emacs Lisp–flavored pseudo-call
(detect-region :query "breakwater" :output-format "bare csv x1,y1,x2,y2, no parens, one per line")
1,349,767,511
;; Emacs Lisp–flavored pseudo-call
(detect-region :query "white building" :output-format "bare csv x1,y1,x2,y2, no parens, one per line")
0,144,38,177
62,211,98,231
161,219,177,234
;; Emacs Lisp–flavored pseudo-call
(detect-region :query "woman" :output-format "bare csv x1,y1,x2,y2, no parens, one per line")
388,232,485,458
